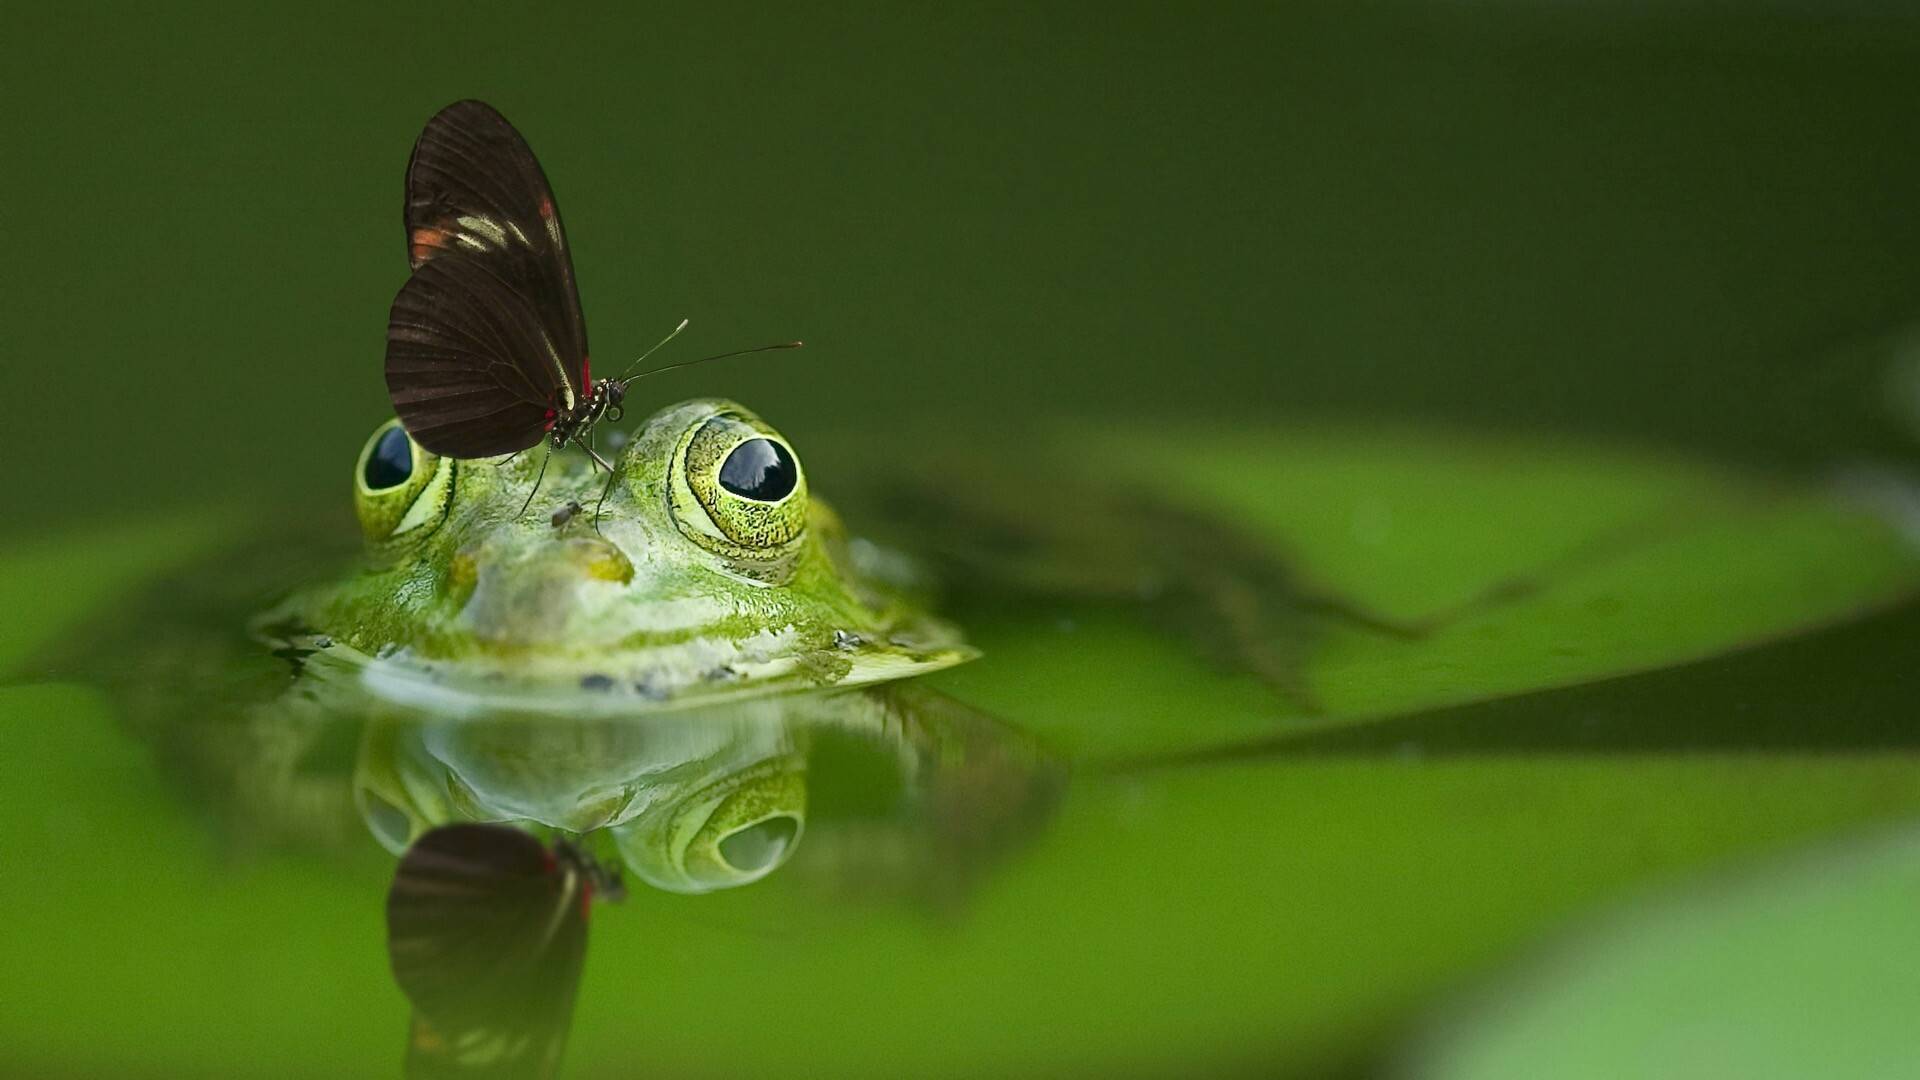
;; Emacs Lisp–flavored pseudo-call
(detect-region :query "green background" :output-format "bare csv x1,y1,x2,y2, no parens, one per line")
7,4,1920,529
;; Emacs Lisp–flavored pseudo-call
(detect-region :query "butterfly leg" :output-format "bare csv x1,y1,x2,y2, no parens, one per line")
582,443,620,530
515,446,553,520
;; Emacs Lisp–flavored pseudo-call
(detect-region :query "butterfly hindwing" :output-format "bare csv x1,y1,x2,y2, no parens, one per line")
386,255,573,457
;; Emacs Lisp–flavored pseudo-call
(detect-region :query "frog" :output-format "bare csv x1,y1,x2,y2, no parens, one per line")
126,395,1066,897
46,394,1418,884
49,396,1058,899
260,397,979,711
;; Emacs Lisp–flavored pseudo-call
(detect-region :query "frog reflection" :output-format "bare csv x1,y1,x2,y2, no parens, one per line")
358,701,805,894
355,683,1058,898
355,685,1057,1079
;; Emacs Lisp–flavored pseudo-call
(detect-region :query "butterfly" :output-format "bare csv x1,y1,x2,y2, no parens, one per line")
382,100,797,518
384,100,626,468
385,823,625,1079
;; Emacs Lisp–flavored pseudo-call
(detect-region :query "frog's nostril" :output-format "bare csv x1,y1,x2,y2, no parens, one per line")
717,815,800,874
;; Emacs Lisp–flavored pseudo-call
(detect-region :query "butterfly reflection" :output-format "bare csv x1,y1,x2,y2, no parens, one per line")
386,823,625,1079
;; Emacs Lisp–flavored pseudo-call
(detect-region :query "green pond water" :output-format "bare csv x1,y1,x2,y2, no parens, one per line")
7,4,1920,1078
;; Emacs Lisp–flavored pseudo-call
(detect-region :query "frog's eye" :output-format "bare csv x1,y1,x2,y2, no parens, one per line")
354,419,454,543
612,761,807,894
718,438,798,502
362,426,413,490
670,412,809,557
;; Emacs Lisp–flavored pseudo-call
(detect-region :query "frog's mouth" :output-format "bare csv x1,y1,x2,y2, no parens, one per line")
280,525,979,714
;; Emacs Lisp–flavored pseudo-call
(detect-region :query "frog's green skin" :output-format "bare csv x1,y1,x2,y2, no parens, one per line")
266,399,974,711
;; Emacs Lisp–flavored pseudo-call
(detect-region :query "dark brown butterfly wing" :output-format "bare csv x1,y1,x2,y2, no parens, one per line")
387,257,569,457
387,824,592,1080
386,100,591,457
404,1011,570,1080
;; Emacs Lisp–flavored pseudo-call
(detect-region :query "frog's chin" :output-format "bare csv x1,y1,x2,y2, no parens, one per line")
294,632,978,717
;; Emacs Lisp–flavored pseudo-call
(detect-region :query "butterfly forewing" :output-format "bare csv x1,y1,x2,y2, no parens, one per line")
387,100,592,457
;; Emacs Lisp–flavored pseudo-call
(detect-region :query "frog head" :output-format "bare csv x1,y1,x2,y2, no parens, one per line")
281,399,972,708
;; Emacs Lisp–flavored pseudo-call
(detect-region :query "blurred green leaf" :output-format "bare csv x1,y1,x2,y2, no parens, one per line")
1411,820,1920,1080
935,424,1920,758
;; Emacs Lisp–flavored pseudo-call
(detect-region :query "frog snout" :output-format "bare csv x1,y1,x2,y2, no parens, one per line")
458,537,636,645
552,536,635,584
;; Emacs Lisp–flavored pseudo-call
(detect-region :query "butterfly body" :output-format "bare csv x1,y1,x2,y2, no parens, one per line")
546,377,626,451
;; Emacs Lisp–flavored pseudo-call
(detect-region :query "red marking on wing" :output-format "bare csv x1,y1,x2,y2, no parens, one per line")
409,226,450,266
543,409,557,429
581,354,591,385
537,196,555,220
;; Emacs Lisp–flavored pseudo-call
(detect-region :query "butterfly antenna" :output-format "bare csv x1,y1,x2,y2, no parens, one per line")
609,318,691,384
617,339,805,389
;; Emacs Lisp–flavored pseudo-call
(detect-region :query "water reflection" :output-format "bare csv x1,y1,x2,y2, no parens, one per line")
116,635,1062,1077
359,701,808,893
388,824,621,1079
